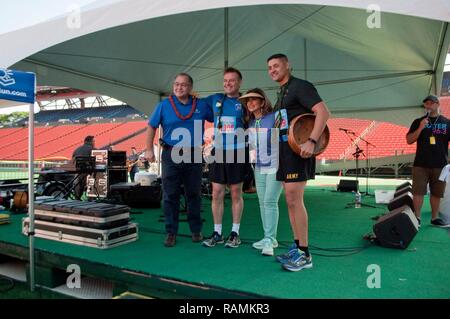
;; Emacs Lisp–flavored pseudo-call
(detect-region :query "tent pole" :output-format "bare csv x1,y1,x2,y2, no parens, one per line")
157,94,163,176
304,39,307,80
28,100,35,292
224,8,229,69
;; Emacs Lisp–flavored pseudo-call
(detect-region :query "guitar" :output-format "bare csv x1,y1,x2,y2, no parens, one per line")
127,150,145,172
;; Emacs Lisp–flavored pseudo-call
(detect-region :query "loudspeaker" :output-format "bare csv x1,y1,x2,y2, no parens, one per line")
388,192,414,212
337,180,359,192
108,169,127,186
107,151,127,168
394,185,413,198
109,182,162,208
373,205,418,249
122,185,162,208
396,182,412,191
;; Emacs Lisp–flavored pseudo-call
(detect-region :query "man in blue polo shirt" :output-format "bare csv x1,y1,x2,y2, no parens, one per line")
202,67,248,248
145,73,213,247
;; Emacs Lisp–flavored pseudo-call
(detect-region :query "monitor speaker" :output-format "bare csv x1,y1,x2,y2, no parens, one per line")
337,180,359,192
373,205,418,249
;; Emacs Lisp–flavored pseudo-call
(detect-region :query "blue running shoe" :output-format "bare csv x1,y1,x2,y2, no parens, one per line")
282,249,313,272
275,242,297,264
225,231,241,248
202,231,224,247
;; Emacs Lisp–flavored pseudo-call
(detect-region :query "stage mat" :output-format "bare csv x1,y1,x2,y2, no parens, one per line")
0,184,449,298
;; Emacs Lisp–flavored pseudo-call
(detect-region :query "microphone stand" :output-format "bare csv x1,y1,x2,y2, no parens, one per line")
341,129,377,209
358,135,376,197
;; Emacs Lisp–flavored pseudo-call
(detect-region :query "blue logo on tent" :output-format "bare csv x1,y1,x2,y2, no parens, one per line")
0,68,36,104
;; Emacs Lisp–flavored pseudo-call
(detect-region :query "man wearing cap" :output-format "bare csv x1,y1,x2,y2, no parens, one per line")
202,67,248,248
145,73,214,247
406,95,450,227
267,54,330,271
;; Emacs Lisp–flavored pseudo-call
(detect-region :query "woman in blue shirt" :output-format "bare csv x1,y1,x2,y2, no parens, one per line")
239,88,282,256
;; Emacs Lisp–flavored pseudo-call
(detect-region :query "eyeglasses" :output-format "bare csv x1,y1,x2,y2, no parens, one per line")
173,82,191,88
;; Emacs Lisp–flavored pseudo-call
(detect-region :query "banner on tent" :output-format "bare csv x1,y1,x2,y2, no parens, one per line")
0,68,35,104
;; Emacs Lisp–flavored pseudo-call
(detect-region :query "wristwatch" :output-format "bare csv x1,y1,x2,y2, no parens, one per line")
307,137,317,145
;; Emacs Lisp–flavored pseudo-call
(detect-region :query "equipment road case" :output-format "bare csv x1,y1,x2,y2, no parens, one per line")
22,218,138,249
34,209,130,229
35,200,130,217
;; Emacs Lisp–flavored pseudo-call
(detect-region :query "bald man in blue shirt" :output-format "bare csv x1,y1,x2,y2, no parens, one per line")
146,73,213,247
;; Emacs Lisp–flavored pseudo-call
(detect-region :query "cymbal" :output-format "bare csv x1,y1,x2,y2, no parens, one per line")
288,113,330,156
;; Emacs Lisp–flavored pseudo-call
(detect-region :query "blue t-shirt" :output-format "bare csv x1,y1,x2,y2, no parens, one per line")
203,93,245,150
148,95,213,147
249,112,278,171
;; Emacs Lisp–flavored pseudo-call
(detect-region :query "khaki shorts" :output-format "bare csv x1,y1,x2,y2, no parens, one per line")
412,166,446,198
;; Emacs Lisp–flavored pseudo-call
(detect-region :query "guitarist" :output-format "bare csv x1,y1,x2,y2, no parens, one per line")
127,146,141,182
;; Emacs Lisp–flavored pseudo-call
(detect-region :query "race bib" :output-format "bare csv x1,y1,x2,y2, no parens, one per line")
275,109,289,130
218,116,236,133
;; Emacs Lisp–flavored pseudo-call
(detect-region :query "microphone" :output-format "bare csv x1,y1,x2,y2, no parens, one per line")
426,110,431,118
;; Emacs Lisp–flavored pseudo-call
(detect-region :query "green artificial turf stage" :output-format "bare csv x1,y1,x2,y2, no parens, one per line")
0,183,449,298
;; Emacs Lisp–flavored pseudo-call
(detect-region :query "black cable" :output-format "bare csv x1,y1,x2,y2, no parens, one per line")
138,226,372,257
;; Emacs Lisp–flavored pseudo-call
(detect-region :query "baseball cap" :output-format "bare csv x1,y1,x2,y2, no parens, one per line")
422,95,439,103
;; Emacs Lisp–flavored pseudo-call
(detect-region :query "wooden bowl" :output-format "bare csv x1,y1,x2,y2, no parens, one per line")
288,113,330,156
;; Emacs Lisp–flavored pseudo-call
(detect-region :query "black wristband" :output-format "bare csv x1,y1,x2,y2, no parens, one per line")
307,137,317,145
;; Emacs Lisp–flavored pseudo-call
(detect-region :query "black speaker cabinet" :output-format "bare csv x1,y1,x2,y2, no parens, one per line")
109,182,162,208
108,169,127,186
388,192,414,212
123,185,162,208
396,182,412,191
394,185,413,198
373,205,419,249
107,151,127,168
337,180,359,192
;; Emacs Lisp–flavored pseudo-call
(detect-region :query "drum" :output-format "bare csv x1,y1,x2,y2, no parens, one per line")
135,172,158,186
287,113,330,156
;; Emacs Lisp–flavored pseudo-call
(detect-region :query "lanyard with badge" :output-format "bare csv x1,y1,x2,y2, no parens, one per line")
429,116,440,145
274,78,291,139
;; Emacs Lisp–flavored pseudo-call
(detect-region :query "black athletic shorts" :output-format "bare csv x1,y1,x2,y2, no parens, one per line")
276,141,315,183
209,148,248,185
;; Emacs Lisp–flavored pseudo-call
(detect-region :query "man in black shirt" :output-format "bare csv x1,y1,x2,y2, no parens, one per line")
72,135,95,158
267,54,330,271
71,135,95,200
406,95,450,227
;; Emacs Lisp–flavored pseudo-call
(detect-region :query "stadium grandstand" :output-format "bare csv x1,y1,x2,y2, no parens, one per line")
1,87,450,179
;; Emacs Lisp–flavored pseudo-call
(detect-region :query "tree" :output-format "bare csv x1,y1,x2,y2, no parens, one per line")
0,111,28,124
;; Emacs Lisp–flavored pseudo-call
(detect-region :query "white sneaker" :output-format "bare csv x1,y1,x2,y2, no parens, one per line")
271,239,279,249
261,239,274,256
252,238,266,250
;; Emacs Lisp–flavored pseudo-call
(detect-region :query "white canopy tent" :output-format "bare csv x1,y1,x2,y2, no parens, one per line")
1,0,450,125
